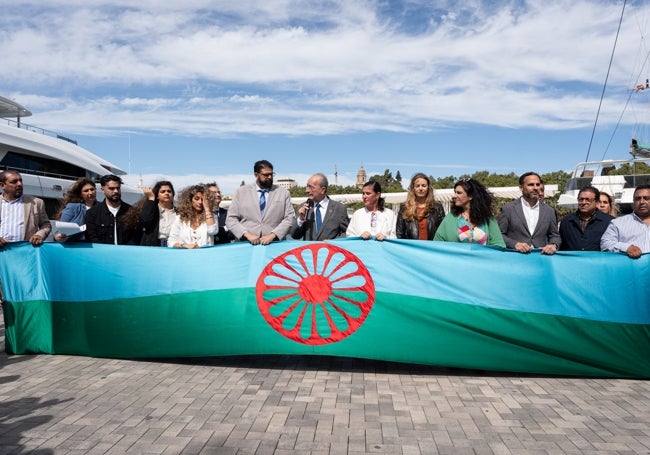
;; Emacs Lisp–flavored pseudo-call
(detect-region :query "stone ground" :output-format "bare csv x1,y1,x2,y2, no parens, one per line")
1,311,649,455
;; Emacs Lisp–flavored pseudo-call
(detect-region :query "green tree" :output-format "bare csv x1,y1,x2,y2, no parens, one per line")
368,169,404,192
432,175,456,189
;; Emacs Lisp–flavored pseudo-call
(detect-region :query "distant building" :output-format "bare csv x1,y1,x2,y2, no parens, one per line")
356,165,367,189
275,177,297,191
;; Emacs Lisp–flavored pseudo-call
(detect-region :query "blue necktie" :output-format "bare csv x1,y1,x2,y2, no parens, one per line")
259,190,267,215
315,203,322,233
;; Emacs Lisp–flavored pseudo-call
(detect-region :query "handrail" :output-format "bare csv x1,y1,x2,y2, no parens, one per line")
1,117,77,145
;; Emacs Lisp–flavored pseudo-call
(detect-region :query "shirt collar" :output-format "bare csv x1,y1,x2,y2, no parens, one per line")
2,195,23,204
521,197,539,209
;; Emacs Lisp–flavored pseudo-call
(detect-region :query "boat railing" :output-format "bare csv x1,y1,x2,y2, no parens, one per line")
1,117,78,145
0,163,86,182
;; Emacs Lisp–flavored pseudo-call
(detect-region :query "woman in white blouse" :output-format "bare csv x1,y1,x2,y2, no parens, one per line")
168,184,218,248
346,181,396,241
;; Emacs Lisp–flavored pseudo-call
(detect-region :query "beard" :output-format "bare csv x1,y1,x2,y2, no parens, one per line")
257,179,273,189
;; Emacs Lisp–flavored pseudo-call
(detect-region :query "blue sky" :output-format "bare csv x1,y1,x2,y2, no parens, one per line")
3,0,650,195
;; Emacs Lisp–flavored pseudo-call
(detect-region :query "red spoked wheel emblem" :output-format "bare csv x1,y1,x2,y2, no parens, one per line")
256,243,375,345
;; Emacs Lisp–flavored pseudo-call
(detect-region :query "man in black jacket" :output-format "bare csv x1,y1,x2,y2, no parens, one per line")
559,186,613,251
85,175,138,245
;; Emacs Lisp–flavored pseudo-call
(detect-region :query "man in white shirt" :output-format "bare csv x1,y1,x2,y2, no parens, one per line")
601,184,650,258
0,170,51,246
498,172,561,254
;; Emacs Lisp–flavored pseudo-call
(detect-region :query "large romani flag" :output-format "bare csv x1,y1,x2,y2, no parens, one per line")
1,240,649,378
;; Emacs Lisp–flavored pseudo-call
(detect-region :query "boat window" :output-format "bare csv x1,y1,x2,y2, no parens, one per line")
0,151,100,181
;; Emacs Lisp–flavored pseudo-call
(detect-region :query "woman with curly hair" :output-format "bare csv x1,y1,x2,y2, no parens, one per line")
168,184,217,248
434,178,505,247
53,177,98,241
396,173,445,240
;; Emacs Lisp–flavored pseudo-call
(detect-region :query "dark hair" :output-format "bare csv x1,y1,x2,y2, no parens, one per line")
152,180,175,199
578,186,600,200
122,181,176,230
518,172,542,185
634,184,650,195
0,170,20,183
254,160,274,173
451,178,495,226
100,174,123,187
362,180,385,211
54,177,96,220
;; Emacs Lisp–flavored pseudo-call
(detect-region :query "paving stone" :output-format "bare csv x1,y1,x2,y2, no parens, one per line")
2,312,650,454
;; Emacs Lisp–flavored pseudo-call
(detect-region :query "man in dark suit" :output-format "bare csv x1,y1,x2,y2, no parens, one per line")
0,170,51,246
292,173,349,241
207,183,235,244
498,172,561,254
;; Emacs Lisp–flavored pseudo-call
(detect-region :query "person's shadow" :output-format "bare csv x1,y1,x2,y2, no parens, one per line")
0,394,72,454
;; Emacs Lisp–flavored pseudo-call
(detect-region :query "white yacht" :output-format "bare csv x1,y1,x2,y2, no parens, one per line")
0,95,141,216
557,149,650,212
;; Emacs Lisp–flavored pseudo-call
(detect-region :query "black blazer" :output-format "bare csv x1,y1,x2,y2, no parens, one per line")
85,200,139,245
213,207,235,244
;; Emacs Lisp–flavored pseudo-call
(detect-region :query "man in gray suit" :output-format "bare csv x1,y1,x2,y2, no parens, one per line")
498,172,561,254
292,173,349,241
226,160,295,245
0,170,51,246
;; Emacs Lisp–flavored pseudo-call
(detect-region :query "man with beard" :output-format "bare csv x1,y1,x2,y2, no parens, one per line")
498,171,561,254
0,170,51,246
601,184,650,258
559,186,613,251
85,174,138,245
226,160,295,245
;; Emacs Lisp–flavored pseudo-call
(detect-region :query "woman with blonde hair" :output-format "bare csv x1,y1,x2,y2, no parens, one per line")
396,173,445,240
598,191,618,218
168,184,217,248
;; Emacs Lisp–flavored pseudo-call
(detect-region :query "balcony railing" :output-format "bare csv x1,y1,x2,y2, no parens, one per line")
1,117,77,145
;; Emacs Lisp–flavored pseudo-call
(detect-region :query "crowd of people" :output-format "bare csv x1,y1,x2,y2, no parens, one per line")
1,162,649,259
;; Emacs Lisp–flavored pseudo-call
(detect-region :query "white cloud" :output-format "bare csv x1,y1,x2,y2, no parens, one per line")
2,0,647,137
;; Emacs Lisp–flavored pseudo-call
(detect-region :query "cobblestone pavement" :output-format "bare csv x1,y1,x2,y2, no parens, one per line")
1,311,649,455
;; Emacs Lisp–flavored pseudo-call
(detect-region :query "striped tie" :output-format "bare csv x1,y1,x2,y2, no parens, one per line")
259,189,267,215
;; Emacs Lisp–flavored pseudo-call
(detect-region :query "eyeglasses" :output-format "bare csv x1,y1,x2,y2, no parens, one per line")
258,172,275,178
577,197,595,202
